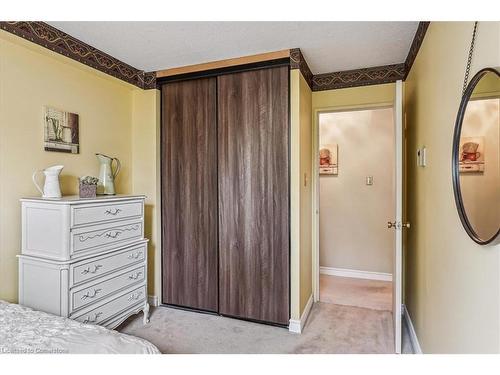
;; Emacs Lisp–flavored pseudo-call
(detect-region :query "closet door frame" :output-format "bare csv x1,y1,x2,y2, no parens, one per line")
159,59,291,326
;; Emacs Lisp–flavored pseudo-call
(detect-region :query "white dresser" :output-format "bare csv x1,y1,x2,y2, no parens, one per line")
18,195,150,329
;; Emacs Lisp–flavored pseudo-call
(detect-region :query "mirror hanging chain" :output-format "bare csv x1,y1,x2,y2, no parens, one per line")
462,21,479,95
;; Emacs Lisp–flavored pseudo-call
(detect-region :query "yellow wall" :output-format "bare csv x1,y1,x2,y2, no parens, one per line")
0,30,135,302
131,89,161,296
298,72,313,313
313,83,395,111
290,69,313,319
405,21,500,353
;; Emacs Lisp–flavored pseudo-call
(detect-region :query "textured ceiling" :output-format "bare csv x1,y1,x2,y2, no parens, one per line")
47,22,419,74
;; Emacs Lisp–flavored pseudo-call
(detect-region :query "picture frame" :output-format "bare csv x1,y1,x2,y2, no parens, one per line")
459,136,485,173
44,106,80,154
319,143,338,175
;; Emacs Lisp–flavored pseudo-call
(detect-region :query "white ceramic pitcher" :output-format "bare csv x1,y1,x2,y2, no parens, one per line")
32,165,64,198
96,153,121,195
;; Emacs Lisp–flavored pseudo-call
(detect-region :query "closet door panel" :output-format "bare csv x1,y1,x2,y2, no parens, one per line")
218,66,289,325
161,78,218,312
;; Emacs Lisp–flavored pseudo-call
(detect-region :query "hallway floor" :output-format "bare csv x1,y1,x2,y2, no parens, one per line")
319,274,413,353
319,274,393,311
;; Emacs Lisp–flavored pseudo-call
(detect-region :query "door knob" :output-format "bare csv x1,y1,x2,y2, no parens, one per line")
387,221,411,229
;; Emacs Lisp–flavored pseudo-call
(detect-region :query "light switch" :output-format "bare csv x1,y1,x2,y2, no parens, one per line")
366,176,373,185
417,147,427,167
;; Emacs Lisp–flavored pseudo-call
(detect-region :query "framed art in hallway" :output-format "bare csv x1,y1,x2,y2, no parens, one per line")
44,106,80,154
459,136,485,173
319,143,338,175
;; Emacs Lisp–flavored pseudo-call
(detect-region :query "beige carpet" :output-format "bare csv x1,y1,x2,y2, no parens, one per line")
320,274,393,311
119,302,394,354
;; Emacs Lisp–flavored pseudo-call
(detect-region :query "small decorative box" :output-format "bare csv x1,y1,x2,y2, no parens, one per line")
79,182,97,198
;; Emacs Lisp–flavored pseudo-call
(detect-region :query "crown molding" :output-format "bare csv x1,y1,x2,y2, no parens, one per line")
290,48,313,89
0,21,156,90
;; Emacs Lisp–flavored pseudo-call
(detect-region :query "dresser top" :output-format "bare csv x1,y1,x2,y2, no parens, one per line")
21,194,146,204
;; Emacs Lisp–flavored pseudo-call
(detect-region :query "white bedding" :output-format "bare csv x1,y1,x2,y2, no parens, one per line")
0,300,160,354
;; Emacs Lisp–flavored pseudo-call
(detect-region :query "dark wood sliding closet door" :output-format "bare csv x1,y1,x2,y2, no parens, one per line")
217,66,290,325
161,78,218,312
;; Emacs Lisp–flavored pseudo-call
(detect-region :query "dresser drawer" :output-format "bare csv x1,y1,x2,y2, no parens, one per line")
72,285,146,325
70,264,146,313
71,200,143,228
71,243,146,286
71,219,143,257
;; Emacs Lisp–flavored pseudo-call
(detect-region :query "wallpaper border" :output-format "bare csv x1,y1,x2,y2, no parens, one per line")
0,21,429,92
404,21,430,79
312,63,407,91
290,48,313,89
310,21,429,91
0,21,156,90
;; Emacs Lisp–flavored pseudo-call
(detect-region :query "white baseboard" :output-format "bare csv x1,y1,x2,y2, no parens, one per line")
403,304,422,354
148,295,159,307
320,266,392,282
289,294,313,334
288,319,301,333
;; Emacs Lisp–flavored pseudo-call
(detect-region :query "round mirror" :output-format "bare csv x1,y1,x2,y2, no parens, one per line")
453,68,500,245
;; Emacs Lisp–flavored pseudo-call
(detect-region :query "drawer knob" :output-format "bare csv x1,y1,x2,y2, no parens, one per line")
104,208,122,216
127,291,143,301
81,288,102,300
128,272,143,280
83,312,102,324
81,264,102,275
127,252,142,260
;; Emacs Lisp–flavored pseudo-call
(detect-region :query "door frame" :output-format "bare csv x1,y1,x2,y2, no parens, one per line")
311,93,406,353
311,102,394,303
393,79,404,353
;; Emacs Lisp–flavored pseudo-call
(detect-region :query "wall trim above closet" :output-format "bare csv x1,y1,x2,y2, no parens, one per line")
155,49,291,78
155,53,291,84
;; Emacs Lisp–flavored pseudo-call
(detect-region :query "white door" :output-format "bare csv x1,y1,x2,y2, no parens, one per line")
392,80,404,353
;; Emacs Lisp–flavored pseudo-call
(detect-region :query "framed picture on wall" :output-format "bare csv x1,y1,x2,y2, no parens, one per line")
459,136,485,173
319,143,338,175
44,106,80,154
